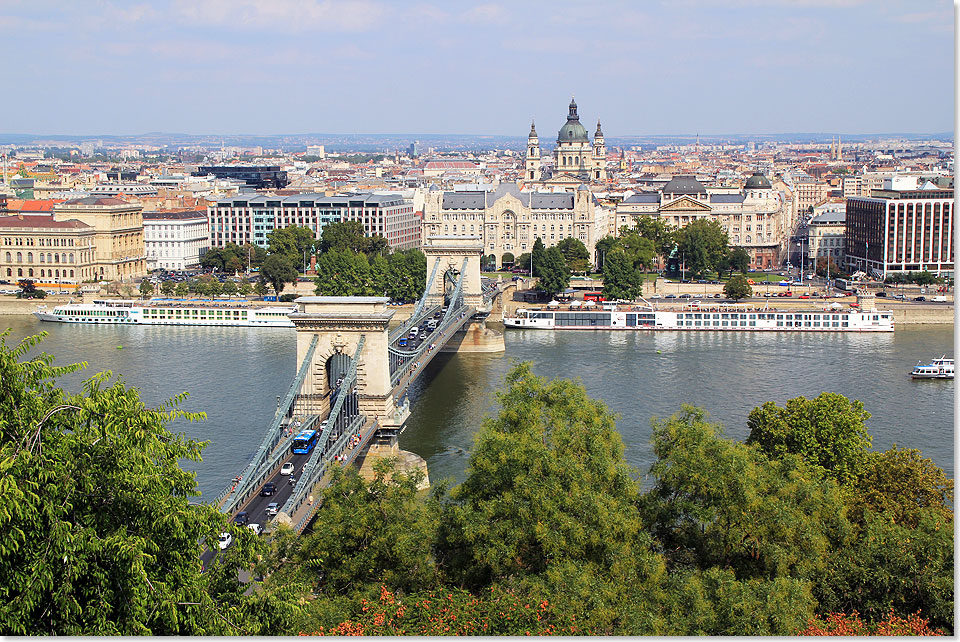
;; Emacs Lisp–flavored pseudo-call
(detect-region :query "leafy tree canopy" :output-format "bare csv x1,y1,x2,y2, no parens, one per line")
678,219,729,278
601,249,642,301
260,253,298,296
723,274,752,300
555,237,590,274
534,246,570,298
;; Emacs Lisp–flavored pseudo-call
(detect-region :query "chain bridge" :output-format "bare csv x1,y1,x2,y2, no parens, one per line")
211,237,503,535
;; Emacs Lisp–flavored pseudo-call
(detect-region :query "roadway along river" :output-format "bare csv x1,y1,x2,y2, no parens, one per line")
2,315,954,495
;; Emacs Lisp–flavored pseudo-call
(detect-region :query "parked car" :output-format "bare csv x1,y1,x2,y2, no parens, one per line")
679,293,692,299
248,523,263,536
261,482,276,496
798,295,810,299
234,511,249,526
875,291,887,297
650,294,662,299
266,502,279,516
218,532,233,550
280,462,295,476
893,294,906,300
914,296,926,301
665,294,677,299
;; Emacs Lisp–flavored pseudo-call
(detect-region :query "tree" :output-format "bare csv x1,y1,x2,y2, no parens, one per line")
260,254,298,296
641,406,849,584
594,235,618,272
616,229,656,273
295,460,438,597
633,215,679,267
207,279,223,297
746,393,872,485
313,249,372,297
815,256,845,279
16,279,46,299
160,280,176,295
221,280,238,297
531,237,546,277
515,252,531,271
237,280,252,297
174,282,189,297
267,226,317,269
601,249,642,300
368,253,389,296
253,281,268,297
481,254,496,271
319,221,367,255
436,363,667,633
534,246,570,299
727,247,750,275
385,249,425,302
0,332,291,634
723,274,752,300
555,237,590,274
678,219,729,279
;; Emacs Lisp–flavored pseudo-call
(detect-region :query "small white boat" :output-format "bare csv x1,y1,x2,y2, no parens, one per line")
910,356,954,379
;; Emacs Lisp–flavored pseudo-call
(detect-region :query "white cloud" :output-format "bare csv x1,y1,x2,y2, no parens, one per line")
462,3,506,24
171,0,389,32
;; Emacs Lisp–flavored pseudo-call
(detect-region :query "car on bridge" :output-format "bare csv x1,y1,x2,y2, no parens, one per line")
398,337,408,347
266,502,279,516
218,532,233,550
281,462,295,475
234,511,249,526
261,482,277,496
248,523,263,536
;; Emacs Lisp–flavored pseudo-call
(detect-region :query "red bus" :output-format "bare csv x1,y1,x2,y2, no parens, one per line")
583,291,606,302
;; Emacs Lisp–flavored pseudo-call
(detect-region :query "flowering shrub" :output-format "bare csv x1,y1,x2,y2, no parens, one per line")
798,610,944,636
301,585,580,636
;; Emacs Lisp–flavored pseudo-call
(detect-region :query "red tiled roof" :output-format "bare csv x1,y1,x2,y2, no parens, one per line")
0,215,91,229
5,199,65,213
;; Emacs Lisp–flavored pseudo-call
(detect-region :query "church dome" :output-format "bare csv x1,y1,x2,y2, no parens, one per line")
744,171,772,189
558,97,589,143
662,175,706,196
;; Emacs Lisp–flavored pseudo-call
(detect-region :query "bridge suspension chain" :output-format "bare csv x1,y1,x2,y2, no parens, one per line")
390,256,442,343
215,334,319,512
280,336,366,518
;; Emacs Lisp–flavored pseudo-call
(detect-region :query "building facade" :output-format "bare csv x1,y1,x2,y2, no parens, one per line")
143,210,210,271
614,173,789,269
208,193,420,250
53,197,147,281
806,208,845,264
194,166,289,190
421,183,607,265
845,184,954,278
794,177,829,213
0,216,97,282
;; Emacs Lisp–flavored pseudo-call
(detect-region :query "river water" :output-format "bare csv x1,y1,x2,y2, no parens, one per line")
2,315,954,495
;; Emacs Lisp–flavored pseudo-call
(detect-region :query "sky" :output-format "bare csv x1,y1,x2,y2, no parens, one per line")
0,0,953,136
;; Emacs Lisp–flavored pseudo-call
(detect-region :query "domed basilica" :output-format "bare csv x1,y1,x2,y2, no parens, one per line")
525,97,607,184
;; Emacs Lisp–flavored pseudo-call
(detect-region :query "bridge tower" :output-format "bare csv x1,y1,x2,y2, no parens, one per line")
290,297,404,433
423,236,485,309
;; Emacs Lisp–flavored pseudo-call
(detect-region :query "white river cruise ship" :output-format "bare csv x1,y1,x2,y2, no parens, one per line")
34,298,296,328
505,303,894,332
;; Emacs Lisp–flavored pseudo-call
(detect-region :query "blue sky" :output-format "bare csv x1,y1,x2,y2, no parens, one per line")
0,0,953,136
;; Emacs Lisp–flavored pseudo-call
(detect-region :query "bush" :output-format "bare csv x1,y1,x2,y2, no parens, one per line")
279,293,299,302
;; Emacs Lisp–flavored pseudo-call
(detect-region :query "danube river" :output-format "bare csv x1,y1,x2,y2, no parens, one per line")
2,315,954,495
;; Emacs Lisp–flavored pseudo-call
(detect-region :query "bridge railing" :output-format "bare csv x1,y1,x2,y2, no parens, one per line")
214,334,319,510
389,257,442,343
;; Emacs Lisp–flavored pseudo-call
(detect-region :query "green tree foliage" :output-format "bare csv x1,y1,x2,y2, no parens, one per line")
260,254,298,296
437,363,667,634
160,280,176,295
594,235,618,271
514,252,531,271
850,446,953,528
385,249,426,302
0,332,293,634
313,249,371,296
267,225,318,268
531,237,546,277
633,215,679,263
534,246,570,298
555,237,590,274
616,229,656,272
815,256,845,278
368,253,389,296
139,279,154,297
318,221,385,257
237,280,252,297
601,249,642,300
200,242,258,274
296,461,439,598
174,282,189,297
723,274,752,300
727,247,750,275
678,219,729,278
480,254,496,271
221,280,238,297
642,406,849,583
253,281,268,297
16,279,46,299
746,393,872,485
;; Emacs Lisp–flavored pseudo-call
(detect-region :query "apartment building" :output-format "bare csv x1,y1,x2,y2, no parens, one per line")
143,210,210,271
0,216,97,282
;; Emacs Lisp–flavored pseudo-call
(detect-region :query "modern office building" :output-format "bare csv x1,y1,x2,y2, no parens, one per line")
194,166,288,189
845,177,953,278
207,193,420,250
421,182,608,265
143,210,210,271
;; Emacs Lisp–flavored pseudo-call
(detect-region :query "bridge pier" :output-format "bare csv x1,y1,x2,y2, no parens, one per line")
440,318,505,353
355,440,430,490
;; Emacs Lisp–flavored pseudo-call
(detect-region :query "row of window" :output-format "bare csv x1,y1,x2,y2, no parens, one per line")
5,251,77,264
6,267,77,278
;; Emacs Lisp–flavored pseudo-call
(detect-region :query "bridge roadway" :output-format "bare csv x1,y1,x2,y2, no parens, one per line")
208,273,501,560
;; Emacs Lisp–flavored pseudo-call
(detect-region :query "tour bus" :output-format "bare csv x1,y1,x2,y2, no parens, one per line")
834,278,853,292
291,429,319,455
583,291,606,303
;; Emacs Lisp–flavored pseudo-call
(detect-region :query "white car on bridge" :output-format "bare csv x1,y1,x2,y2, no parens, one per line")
280,462,295,475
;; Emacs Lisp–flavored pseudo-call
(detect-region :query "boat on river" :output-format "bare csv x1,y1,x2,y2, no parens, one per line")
505,302,894,332
34,298,296,328
910,356,954,379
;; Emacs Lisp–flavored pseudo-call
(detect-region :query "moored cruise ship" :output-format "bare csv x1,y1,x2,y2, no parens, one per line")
34,298,296,328
505,304,894,332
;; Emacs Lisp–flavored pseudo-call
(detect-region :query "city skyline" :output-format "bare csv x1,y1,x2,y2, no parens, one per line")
0,0,953,137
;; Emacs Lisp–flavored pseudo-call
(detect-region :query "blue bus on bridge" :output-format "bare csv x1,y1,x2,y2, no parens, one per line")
291,429,319,454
